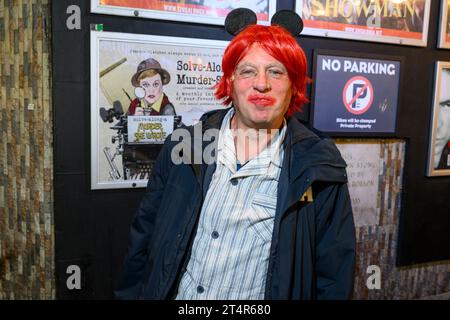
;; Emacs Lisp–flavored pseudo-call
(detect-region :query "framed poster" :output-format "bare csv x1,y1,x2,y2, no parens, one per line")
438,0,450,49
311,50,402,136
90,30,228,189
426,61,450,176
91,0,276,26
295,0,431,47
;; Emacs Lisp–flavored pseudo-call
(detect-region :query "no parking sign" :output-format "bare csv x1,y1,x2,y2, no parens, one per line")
312,52,401,134
343,76,374,115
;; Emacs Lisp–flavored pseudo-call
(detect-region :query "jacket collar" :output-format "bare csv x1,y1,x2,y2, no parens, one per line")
200,108,346,181
189,108,230,186
198,107,347,183
199,107,230,132
283,116,347,183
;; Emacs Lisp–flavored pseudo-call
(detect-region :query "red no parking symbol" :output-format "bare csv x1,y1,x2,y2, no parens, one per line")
342,76,374,115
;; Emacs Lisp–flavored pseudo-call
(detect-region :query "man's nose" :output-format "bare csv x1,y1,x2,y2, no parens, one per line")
253,71,271,92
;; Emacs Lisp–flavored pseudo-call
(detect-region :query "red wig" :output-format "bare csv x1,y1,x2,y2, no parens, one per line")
215,24,310,118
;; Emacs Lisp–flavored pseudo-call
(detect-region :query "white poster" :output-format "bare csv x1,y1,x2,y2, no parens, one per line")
336,142,381,227
91,31,228,189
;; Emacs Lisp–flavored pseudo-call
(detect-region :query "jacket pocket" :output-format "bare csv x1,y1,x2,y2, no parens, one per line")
249,192,277,243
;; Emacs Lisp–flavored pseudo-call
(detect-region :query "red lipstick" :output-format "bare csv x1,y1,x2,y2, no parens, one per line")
247,94,276,106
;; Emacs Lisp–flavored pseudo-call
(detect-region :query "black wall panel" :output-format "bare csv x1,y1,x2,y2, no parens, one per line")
53,0,450,298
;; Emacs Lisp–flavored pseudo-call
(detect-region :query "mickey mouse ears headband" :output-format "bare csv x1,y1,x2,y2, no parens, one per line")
224,8,304,37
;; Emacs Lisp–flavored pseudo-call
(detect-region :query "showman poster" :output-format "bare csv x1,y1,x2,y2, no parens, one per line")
296,0,431,47
90,31,227,189
312,52,401,135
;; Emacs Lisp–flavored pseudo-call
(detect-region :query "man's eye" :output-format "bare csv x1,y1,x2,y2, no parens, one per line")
239,69,257,77
268,69,284,78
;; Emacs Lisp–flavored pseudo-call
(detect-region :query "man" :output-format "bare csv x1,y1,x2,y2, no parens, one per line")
128,58,176,116
434,67,450,170
115,24,356,300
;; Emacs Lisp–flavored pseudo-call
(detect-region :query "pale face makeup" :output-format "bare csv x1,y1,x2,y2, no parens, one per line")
139,73,163,106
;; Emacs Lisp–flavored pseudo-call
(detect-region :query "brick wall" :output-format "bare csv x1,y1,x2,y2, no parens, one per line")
0,0,53,299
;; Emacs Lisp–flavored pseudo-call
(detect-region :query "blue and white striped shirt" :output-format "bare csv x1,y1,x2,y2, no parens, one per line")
176,108,287,300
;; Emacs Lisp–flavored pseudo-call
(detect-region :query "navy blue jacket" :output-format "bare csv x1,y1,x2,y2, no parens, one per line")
115,108,356,299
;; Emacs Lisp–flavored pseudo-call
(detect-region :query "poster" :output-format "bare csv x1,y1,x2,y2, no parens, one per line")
91,0,275,25
311,51,401,135
295,0,431,47
438,0,450,49
335,140,406,229
427,61,450,176
335,142,381,227
90,31,228,189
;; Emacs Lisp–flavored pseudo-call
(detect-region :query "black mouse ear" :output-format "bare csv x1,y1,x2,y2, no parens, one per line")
271,10,304,36
225,8,257,36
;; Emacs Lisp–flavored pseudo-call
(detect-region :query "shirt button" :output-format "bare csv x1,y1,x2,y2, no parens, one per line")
231,179,238,186
211,231,219,239
197,286,204,294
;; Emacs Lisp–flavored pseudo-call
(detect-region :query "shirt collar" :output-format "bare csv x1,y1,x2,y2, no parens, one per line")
217,108,287,179
217,108,237,173
147,93,164,113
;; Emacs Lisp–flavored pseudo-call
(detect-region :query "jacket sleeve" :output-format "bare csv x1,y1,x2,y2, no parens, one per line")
314,182,356,300
114,139,173,299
